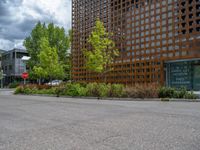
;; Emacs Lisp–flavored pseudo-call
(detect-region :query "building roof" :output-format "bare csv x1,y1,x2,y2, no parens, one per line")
2,48,27,56
0,49,6,54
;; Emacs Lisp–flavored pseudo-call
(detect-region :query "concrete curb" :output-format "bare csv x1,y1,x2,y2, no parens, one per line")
15,94,200,102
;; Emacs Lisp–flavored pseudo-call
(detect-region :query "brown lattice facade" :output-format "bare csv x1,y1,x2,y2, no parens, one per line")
72,0,200,85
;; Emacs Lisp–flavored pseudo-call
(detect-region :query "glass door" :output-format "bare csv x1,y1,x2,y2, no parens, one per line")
193,65,200,91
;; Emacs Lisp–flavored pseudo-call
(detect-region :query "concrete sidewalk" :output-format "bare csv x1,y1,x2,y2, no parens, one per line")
0,89,14,95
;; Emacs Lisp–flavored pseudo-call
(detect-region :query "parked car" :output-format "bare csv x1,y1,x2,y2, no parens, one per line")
46,80,62,86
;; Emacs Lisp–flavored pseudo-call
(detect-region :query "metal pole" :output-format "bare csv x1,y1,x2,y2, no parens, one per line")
0,70,3,88
24,62,26,85
0,78,2,89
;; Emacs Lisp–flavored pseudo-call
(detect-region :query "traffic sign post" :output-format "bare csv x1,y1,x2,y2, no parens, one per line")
21,56,31,85
21,72,29,85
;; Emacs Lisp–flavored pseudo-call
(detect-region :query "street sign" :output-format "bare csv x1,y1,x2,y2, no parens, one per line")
21,72,29,79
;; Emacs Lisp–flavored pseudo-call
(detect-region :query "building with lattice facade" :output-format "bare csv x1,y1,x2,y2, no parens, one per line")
72,0,200,90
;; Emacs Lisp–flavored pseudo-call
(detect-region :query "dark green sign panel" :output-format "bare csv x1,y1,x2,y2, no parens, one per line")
168,62,192,89
193,65,200,90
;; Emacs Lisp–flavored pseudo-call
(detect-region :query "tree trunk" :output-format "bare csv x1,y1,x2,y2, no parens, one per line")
49,77,52,86
39,78,41,85
104,72,107,83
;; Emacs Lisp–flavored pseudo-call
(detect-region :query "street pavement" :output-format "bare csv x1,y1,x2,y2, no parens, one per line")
0,91,200,150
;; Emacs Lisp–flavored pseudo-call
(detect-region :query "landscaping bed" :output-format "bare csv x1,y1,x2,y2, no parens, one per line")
14,83,198,100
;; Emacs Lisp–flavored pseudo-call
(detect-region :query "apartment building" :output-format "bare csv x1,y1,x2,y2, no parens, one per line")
1,48,28,85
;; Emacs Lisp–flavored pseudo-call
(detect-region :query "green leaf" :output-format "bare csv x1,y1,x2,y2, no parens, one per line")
83,19,119,76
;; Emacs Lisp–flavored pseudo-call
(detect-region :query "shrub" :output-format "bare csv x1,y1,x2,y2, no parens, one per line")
158,86,197,99
184,91,198,99
14,86,24,94
9,81,20,88
65,83,80,96
55,86,66,97
86,83,99,97
158,87,175,98
14,84,55,95
37,84,52,90
173,87,187,98
97,83,110,97
23,87,33,94
36,88,56,95
125,84,159,98
77,86,88,96
110,84,125,97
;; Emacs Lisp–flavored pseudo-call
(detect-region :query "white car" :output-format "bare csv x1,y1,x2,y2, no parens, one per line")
47,80,62,86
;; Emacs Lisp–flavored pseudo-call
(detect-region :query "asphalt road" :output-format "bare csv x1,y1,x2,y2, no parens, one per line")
0,90,200,150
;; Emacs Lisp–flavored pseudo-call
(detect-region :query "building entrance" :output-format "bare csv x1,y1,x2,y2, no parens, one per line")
193,65,200,91
165,59,200,91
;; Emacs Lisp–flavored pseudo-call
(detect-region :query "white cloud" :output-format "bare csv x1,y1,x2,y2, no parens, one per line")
0,39,14,50
21,0,71,28
0,39,25,50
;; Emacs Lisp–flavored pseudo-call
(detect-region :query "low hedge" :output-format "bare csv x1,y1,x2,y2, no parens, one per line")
15,83,125,98
158,87,197,99
14,83,198,99
14,85,56,95
125,83,159,98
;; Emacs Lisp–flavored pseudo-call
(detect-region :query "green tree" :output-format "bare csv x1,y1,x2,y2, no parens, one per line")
83,19,119,82
24,22,47,69
33,38,65,82
24,22,71,80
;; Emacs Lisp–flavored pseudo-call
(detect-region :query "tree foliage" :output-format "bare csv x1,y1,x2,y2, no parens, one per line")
83,19,119,78
24,22,70,80
33,38,65,80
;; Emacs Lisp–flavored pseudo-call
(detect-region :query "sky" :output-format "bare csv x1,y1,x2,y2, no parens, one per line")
0,0,71,50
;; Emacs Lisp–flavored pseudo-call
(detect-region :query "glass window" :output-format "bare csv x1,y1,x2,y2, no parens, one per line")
162,1,166,6
156,28,160,33
162,20,166,25
145,18,149,23
156,9,160,14
151,29,155,34
168,12,172,17
169,18,173,24
162,27,167,32
16,52,27,59
162,13,167,19
156,35,161,39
